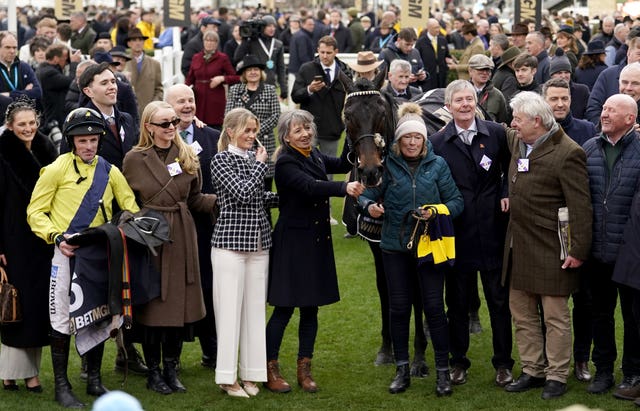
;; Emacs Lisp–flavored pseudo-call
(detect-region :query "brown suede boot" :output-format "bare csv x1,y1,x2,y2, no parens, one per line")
264,360,291,393
297,357,318,393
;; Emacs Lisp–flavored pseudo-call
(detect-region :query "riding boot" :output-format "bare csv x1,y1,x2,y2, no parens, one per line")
50,331,85,408
142,343,172,395
86,342,108,396
162,339,186,393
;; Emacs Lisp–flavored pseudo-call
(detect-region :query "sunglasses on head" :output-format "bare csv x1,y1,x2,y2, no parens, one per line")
149,118,180,128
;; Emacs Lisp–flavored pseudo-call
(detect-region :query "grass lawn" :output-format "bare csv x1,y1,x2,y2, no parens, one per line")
2,194,629,410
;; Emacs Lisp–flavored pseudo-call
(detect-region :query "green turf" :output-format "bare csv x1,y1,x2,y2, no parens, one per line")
1,196,629,411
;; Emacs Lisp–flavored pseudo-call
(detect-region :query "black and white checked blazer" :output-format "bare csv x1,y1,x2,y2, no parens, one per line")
210,150,278,252
225,83,280,178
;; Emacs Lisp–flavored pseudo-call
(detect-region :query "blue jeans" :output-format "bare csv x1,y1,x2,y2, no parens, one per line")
382,250,449,369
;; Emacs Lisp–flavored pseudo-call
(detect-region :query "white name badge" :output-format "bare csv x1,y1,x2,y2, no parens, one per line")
190,140,203,155
167,161,183,176
479,155,492,171
517,158,529,172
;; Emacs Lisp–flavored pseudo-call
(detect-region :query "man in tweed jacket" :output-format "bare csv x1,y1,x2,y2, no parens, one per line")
502,92,592,400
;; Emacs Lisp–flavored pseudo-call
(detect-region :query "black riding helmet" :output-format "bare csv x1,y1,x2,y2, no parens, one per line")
63,108,107,150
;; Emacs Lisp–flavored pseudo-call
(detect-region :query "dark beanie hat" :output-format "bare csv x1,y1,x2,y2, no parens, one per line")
549,49,572,76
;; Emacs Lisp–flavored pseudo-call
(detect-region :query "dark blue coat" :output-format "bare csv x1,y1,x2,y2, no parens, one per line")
558,113,597,146
268,147,350,307
583,130,640,264
612,183,640,290
288,29,314,74
575,62,608,91
0,59,42,124
429,118,510,271
584,63,625,125
191,124,220,290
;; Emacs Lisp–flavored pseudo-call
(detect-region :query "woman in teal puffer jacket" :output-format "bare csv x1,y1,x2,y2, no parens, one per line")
359,103,463,397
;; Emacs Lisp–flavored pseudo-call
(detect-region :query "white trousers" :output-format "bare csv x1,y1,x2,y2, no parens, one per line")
211,247,268,384
50,247,72,335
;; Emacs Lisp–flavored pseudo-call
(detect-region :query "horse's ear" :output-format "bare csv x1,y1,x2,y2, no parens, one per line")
373,65,387,90
338,70,354,93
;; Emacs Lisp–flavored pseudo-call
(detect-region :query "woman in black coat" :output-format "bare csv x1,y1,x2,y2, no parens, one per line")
0,99,57,391
264,109,364,393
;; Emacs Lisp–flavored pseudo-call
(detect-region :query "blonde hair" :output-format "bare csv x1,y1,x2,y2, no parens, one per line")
218,108,260,152
135,101,200,174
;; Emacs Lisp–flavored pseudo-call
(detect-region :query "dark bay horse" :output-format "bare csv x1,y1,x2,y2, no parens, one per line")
340,70,397,187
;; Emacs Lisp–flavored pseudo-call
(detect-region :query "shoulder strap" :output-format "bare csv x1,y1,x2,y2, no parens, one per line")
67,157,112,233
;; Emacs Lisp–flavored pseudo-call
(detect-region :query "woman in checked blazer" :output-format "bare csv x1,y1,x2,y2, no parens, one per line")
210,108,278,398
225,54,281,192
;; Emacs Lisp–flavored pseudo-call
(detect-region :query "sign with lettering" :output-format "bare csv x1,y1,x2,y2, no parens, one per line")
514,0,542,27
400,0,430,32
164,0,190,27
55,0,83,20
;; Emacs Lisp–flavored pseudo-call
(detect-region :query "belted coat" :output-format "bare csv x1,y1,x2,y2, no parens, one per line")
122,144,217,326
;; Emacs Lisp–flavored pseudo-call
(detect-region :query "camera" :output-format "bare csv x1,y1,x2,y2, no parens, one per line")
239,19,267,39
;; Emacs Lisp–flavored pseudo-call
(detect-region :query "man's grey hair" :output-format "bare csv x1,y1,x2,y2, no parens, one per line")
444,79,477,105
389,59,411,74
510,91,556,130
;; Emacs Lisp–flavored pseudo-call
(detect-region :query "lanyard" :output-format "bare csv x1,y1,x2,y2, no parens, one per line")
258,38,274,60
379,34,392,49
0,65,18,91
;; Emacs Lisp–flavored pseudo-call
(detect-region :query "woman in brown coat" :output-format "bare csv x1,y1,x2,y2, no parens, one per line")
123,101,217,395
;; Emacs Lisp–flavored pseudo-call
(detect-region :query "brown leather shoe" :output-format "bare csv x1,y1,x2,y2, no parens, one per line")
614,380,640,401
495,368,513,387
450,365,467,385
264,360,291,393
574,361,592,382
297,357,318,393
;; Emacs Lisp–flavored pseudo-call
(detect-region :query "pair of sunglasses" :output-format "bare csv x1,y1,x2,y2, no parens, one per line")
149,118,180,128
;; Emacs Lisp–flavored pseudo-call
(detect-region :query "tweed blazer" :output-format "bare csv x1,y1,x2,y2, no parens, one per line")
501,126,592,296
225,83,280,177
126,55,163,117
210,150,278,252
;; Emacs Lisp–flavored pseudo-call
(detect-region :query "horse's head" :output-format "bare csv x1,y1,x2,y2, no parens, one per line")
341,69,394,187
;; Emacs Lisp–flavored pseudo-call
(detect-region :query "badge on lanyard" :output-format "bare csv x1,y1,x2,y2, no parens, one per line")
266,60,274,69
167,161,183,176
517,158,529,172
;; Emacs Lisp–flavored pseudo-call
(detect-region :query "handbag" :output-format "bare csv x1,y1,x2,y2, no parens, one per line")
0,265,22,324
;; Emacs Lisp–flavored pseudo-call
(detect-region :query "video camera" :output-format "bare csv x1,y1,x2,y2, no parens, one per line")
239,19,267,39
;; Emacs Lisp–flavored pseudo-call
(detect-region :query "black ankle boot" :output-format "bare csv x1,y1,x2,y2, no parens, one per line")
143,343,172,395
436,369,453,397
50,332,85,408
86,343,108,396
163,340,186,393
389,364,410,394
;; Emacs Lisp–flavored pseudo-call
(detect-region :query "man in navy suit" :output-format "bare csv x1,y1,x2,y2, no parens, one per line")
165,84,220,369
416,18,450,91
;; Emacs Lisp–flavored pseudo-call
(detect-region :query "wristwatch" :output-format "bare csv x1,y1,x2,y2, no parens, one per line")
55,234,66,247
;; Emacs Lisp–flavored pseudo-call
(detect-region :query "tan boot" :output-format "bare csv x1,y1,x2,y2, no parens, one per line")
264,360,291,393
297,357,318,393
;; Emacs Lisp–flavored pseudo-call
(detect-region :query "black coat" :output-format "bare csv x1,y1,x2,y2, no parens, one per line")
322,23,353,53
570,81,590,120
416,33,450,90
268,147,350,307
36,62,74,127
60,101,138,169
291,57,351,140
191,124,220,290
429,118,510,271
0,130,57,348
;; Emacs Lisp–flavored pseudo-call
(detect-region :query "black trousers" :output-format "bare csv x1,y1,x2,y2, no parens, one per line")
382,251,447,369
445,267,514,370
266,306,319,360
589,260,640,376
572,271,593,363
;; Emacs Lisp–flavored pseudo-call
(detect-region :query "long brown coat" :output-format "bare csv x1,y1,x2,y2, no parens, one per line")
501,126,592,296
456,37,485,80
122,144,216,327
126,56,163,118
